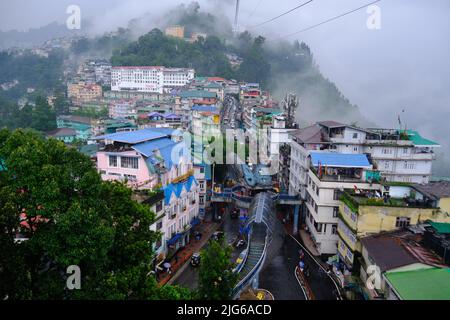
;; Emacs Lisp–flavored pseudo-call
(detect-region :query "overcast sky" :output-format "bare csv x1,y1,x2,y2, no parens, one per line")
1,0,449,171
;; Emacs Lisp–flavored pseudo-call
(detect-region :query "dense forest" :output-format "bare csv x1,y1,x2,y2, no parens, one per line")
0,50,65,101
0,96,56,132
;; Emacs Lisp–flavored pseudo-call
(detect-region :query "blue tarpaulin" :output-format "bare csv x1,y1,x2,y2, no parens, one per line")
167,233,182,245
310,152,371,168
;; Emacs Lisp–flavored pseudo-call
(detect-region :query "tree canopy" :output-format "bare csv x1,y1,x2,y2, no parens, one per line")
0,129,192,299
197,238,238,300
0,96,56,132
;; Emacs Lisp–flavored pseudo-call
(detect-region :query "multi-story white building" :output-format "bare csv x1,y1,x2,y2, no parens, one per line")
288,121,440,255
191,105,221,141
194,164,212,219
267,115,295,174
289,123,328,198
111,66,195,94
304,152,381,255
317,121,439,184
108,102,137,119
289,121,440,199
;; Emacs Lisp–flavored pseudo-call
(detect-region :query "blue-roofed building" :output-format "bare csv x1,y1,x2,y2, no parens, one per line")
95,128,200,259
302,151,381,256
310,152,372,169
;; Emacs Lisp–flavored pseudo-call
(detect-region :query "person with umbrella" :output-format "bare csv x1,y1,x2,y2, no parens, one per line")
163,262,172,274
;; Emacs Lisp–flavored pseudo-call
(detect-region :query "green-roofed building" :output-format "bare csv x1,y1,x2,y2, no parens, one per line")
427,220,450,234
384,267,450,300
177,90,217,99
403,130,441,147
104,120,137,134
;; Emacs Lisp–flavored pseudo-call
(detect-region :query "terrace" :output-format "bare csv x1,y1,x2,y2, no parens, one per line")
340,189,436,213
311,166,366,183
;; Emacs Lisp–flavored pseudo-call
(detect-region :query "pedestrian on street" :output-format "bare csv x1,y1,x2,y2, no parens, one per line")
299,249,304,260
299,260,305,272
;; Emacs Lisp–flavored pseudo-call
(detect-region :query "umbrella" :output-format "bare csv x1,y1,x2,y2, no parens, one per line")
163,262,171,269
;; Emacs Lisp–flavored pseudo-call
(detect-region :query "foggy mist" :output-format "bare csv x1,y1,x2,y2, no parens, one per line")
0,0,449,175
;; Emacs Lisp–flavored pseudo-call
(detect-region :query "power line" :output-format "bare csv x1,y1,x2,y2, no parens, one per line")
282,0,382,38
248,0,265,19
249,0,314,29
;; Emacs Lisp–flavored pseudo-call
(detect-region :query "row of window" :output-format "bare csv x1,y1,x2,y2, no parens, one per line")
306,209,338,235
109,155,139,169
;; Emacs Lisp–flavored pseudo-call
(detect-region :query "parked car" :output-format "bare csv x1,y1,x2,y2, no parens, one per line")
190,253,201,267
212,231,224,241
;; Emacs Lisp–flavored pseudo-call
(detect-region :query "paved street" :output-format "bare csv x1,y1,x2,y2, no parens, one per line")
259,215,339,300
172,203,242,289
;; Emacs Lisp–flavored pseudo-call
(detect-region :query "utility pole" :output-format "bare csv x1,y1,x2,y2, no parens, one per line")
283,93,299,129
233,0,241,36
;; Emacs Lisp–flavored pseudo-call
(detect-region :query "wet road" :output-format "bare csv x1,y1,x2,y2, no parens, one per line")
172,204,242,290
259,222,339,300
259,230,307,300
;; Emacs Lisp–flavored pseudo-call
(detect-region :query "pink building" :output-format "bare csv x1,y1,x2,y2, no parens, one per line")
95,128,200,258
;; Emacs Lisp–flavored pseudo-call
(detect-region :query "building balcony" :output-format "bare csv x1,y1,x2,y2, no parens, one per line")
311,167,365,183
171,169,194,184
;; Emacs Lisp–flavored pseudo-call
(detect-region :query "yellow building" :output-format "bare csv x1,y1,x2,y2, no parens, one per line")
412,181,450,215
165,25,185,39
337,187,450,269
68,82,103,105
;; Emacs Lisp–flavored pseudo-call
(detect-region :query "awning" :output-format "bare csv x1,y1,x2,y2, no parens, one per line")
167,233,182,246
190,217,201,227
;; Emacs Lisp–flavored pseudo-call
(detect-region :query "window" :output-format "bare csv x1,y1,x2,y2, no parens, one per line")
316,188,319,196
199,181,205,190
121,157,139,169
396,217,411,228
353,133,358,139
315,203,318,213
403,161,415,170
333,207,339,218
200,167,205,174
384,161,390,170
109,155,118,167
332,224,338,235
156,221,163,231
124,174,137,182
156,200,163,213
199,195,205,206
403,148,409,154
333,189,341,200
314,221,323,233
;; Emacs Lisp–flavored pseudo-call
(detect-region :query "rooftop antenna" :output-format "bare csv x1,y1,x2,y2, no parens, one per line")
233,0,241,36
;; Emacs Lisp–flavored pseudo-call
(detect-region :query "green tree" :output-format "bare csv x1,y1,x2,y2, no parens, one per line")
197,238,238,300
53,90,69,116
238,36,271,86
0,129,191,300
31,96,57,132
